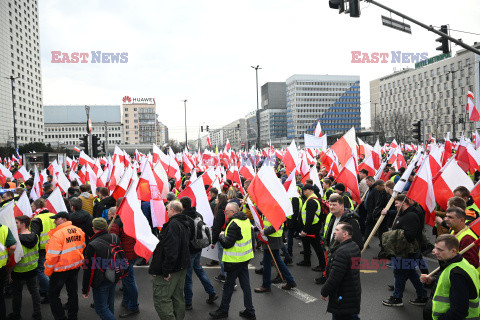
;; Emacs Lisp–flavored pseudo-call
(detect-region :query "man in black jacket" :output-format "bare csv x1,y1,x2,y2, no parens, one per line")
69,197,93,242
382,194,427,307
149,200,191,320
321,222,361,320
82,218,123,320
362,177,380,237
92,187,116,219
179,197,217,310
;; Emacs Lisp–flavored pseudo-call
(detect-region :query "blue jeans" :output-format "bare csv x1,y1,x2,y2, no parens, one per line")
217,242,225,276
220,263,254,314
281,243,292,260
37,249,49,295
92,281,116,320
122,259,139,311
262,248,295,288
332,314,360,320
184,252,216,305
392,255,426,299
287,229,295,256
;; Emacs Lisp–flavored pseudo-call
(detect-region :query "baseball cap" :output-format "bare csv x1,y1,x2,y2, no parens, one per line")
334,183,345,192
302,183,315,191
50,211,70,220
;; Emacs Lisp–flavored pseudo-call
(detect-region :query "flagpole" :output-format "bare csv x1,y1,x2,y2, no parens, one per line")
426,239,480,278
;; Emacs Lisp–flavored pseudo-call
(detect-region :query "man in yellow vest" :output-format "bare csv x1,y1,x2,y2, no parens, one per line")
453,186,480,219
30,198,56,303
421,234,480,320
0,222,17,319
435,207,479,271
8,215,41,320
210,202,255,320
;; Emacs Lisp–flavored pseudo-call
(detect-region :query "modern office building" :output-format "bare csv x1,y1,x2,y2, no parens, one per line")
44,105,123,148
0,0,44,146
261,82,286,109
370,42,480,141
156,120,169,146
209,119,247,150
259,108,287,145
286,74,361,143
121,96,158,144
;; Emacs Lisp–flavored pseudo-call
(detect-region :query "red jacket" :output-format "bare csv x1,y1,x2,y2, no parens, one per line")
109,217,137,261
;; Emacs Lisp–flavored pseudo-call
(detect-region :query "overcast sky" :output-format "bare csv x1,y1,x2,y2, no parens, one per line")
39,0,480,141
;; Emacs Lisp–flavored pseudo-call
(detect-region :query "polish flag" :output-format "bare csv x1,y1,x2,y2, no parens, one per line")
0,163,13,186
239,164,256,181
456,135,470,172
68,170,83,187
247,165,293,230
393,150,423,193
13,166,30,182
357,137,372,159
283,140,300,174
390,139,398,149
433,158,474,210
429,145,442,177
407,157,436,226
182,152,194,174
46,188,68,214
466,143,480,173
283,169,299,198
78,151,94,168
73,146,80,153
55,170,71,196
117,179,160,261
224,139,231,153
202,167,217,187
314,122,323,138
246,197,268,243
330,127,357,166
301,165,324,197
206,135,212,148
335,156,361,203
471,180,480,208
14,192,33,218
467,91,479,122
152,161,170,199
226,166,242,188
0,202,24,263
442,132,453,166
137,163,169,227
358,154,376,177
111,165,133,200
30,166,42,200
177,176,214,226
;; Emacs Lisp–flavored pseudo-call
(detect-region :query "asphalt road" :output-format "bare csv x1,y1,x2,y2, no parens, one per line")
6,231,437,320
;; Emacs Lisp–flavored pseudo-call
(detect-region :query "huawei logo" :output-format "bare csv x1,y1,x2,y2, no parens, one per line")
122,96,132,103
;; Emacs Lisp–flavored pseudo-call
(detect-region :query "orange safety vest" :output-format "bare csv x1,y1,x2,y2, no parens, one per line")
6,182,16,189
44,221,85,276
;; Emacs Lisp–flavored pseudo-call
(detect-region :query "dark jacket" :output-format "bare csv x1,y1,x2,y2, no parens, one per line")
287,197,301,229
12,232,39,280
211,202,227,244
392,205,423,246
436,254,478,320
70,209,94,241
93,196,116,219
109,216,137,261
218,211,253,271
301,195,323,235
40,190,52,200
149,213,191,277
181,207,203,254
321,239,361,316
30,209,52,240
82,230,122,294
364,185,380,217
325,209,363,251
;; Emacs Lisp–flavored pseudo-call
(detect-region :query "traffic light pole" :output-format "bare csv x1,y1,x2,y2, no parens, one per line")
85,105,93,156
104,121,109,155
364,0,480,56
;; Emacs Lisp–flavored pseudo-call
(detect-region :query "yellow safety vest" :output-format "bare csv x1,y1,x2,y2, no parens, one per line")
301,194,321,225
0,225,9,268
14,235,39,273
263,219,283,237
451,228,480,274
222,218,254,263
288,197,303,220
36,212,56,250
323,213,333,238
322,187,334,201
432,258,480,320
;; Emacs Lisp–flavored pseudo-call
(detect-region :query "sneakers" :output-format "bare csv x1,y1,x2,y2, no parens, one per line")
296,261,311,267
209,309,228,319
409,297,428,306
282,283,297,290
206,293,219,304
382,296,404,307
214,274,226,283
119,309,140,318
239,310,256,320
254,286,271,293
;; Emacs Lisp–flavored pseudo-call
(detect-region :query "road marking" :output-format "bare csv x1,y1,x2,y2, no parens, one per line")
202,264,257,270
272,283,318,304
360,270,378,273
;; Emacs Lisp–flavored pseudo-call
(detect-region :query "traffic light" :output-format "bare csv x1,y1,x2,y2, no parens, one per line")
79,134,89,155
329,0,345,14
201,126,204,132
102,141,106,153
206,125,209,132
92,135,100,158
348,0,360,17
412,120,422,141
436,25,450,54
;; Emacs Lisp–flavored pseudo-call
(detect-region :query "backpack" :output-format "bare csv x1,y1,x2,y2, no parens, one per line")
191,215,211,249
92,234,129,283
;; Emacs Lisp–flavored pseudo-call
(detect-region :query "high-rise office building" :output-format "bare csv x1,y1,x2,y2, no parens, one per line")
0,0,44,146
122,97,157,144
286,74,361,143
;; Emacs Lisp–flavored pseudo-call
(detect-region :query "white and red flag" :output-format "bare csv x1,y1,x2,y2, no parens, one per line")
330,127,357,166
283,140,300,174
335,156,361,203
358,154,376,177
246,197,268,243
13,166,30,182
73,146,80,153
433,158,474,210
14,192,33,218
177,176,214,226
46,187,68,214
111,165,133,200
247,165,292,230
314,122,323,138
0,163,13,186
467,91,479,122
117,179,160,261
206,135,212,148
407,157,436,226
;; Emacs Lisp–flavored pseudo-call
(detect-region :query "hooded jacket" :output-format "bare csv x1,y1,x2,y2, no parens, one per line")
149,213,192,277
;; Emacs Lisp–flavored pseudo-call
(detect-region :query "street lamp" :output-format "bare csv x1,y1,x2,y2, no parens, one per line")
251,65,261,149
183,99,188,147
7,76,20,150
